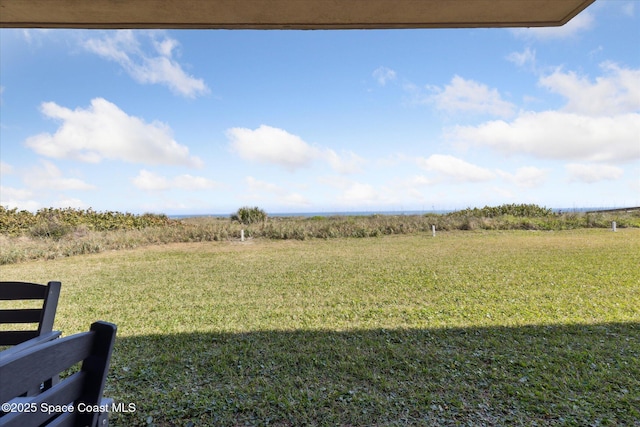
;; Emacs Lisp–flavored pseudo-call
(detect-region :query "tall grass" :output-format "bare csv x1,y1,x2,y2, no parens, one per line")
1,206,639,264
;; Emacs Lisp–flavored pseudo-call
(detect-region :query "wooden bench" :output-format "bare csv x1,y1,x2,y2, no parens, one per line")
0,321,117,427
0,281,63,394
0,281,62,346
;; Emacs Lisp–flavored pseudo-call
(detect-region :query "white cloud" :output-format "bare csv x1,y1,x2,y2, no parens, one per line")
0,186,39,211
376,153,408,168
388,175,437,204
427,76,515,118
450,64,640,165
132,170,170,191
342,182,379,203
0,191,41,212
244,176,310,207
0,160,89,211
450,111,640,164
20,29,53,46
588,45,604,59
405,175,436,187
246,176,283,194
133,169,219,191
1,186,34,202
506,47,536,68
0,162,13,175
325,149,365,174
317,175,351,190
497,166,548,188
23,160,95,191
228,125,320,171
227,125,362,173
490,186,516,200
52,198,86,209
539,63,640,116
83,31,209,98
511,10,594,40
282,193,311,207
373,67,397,86
630,169,640,193
25,98,203,168
173,174,219,190
317,176,387,206
622,1,635,17
417,154,495,183
322,174,444,208
565,163,624,183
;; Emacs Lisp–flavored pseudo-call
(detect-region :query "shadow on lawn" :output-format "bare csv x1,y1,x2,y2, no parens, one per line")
108,322,639,427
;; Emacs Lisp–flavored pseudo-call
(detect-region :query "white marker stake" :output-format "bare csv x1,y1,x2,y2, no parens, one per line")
612,221,617,232
241,229,245,241
432,225,436,237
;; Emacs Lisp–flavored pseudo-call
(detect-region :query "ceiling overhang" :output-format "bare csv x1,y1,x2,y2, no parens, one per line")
0,0,596,30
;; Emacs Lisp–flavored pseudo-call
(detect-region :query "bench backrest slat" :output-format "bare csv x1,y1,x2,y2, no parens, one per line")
0,308,42,323
0,282,48,300
0,372,86,427
0,332,93,401
0,281,61,345
0,321,116,427
0,330,39,345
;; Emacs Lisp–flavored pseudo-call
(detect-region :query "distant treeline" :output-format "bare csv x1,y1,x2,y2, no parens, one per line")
0,207,172,237
448,203,552,218
2,204,639,239
1,204,639,264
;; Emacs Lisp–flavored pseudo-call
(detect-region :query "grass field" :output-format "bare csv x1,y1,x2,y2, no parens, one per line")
1,229,639,426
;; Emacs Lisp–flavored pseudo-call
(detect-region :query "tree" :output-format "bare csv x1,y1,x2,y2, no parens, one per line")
231,206,267,225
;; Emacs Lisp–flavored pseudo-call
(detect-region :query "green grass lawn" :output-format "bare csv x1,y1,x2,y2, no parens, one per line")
1,229,639,426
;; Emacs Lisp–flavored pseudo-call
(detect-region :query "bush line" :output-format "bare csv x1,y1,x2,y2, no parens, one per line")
1,205,638,264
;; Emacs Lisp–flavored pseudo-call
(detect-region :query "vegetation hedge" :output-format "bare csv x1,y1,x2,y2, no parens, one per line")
0,206,172,238
449,203,553,218
1,204,639,264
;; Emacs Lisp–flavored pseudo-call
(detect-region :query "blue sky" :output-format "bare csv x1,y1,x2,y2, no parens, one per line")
1,1,639,215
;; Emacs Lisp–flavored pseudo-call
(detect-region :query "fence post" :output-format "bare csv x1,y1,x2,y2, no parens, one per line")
432,225,436,237
612,221,617,232
241,229,245,241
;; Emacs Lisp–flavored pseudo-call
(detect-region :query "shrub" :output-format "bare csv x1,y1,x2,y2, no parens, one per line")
231,206,268,225
0,206,38,235
29,218,72,240
450,204,552,218
0,206,174,236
